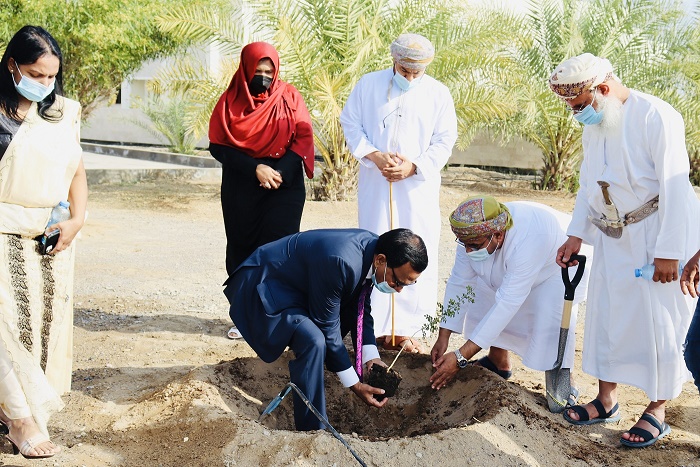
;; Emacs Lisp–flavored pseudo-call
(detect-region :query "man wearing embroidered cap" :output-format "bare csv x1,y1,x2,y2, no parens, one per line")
340,33,457,353
429,196,590,411
549,53,700,447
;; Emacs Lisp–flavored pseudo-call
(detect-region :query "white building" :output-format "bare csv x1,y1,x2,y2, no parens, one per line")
81,44,221,148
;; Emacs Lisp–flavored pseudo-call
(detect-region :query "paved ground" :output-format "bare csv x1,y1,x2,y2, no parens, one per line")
82,152,190,169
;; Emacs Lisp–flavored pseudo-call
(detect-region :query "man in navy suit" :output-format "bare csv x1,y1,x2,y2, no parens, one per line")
225,228,428,430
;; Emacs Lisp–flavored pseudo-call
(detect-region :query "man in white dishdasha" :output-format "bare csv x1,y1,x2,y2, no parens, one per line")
550,52,700,448
340,33,457,353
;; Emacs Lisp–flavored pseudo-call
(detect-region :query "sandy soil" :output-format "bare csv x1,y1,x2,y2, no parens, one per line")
3,167,698,466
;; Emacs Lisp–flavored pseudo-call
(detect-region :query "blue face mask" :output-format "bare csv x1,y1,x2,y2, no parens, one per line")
466,235,494,262
573,103,603,125
393,72,422,92
372,266,396,294
13,67,54,102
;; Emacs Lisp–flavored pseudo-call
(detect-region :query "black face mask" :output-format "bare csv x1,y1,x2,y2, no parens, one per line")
248,75,272,95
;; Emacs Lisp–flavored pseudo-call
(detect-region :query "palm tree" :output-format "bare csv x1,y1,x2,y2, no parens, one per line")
129,95,200,154
154,1,255,139
482,0,690,191
666,8,700,185
155,0,518,200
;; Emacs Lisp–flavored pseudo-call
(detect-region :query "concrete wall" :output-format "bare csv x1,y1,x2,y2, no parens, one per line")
82,124,545,172
449,134,543,170
81,104,210,148
82,44,219,148
82,142,221,168
83,104,164,146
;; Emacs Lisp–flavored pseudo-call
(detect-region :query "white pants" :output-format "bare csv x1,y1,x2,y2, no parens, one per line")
0,344,31,420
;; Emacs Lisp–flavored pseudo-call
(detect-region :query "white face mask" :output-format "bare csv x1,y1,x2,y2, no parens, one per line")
465,235,494,262
12,66,54,102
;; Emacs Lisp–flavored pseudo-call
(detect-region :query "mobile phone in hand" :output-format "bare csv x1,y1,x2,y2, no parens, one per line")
38,229,60,255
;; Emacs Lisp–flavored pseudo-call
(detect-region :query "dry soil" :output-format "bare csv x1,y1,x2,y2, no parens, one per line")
3,168,697,467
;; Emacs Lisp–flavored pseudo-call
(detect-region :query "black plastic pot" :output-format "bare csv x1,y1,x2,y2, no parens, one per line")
366,365,402,401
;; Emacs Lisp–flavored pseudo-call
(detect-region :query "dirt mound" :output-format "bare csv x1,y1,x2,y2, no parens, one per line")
215,351,511,439
54,352,700,467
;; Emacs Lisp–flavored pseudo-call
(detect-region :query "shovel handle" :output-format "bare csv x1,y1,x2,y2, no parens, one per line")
561,254,586,301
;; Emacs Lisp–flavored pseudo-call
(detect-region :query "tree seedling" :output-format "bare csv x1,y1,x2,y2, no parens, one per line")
368,288,475,400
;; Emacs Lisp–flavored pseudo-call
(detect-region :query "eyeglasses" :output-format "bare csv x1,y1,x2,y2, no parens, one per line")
455,237,489,252
569,88,597,115
390,267,415,288
382,107,401,128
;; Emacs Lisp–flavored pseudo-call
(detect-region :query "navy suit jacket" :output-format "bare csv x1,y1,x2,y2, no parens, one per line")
225,229,378,373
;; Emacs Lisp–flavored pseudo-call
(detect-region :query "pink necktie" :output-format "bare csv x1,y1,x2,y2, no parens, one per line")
355,280,372,379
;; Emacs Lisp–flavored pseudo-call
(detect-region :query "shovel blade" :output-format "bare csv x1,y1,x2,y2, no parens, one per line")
545,367,571,413
259,384,292,421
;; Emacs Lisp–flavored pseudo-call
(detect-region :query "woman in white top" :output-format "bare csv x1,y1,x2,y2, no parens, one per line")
0,25,87,459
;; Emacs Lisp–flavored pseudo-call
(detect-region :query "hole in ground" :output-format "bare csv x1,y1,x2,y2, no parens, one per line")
214,351,509,439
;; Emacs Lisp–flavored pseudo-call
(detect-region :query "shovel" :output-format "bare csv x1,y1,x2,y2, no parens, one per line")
545,254,586,413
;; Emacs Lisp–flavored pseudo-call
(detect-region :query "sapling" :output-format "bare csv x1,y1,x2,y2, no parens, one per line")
385,287,475,371
421,288,475,339
367,288,475,400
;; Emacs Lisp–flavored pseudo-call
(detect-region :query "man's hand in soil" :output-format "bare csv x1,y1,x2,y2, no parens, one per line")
431,340,480,390
430,351,459,390
350,382,388,408
430,328,452,364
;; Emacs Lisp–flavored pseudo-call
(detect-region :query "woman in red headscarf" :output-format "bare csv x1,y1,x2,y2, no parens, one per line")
209,42,315,324
209,42,314,339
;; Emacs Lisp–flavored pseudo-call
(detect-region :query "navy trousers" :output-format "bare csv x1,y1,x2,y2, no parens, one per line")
288,318,328,430
685,300,700,394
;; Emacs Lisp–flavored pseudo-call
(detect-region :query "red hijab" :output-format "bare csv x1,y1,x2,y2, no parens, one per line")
209,42,314,178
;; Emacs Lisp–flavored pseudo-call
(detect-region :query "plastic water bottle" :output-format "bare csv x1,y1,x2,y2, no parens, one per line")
634,262,685,280
47,200,71,228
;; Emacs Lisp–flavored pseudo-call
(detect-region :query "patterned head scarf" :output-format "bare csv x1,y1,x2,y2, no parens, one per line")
390,33,435,70
449,196,513,240
549,53,618,100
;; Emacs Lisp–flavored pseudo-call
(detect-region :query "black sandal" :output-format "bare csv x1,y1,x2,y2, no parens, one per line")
563,398,621,425
620,413,671,448
469,355,512,380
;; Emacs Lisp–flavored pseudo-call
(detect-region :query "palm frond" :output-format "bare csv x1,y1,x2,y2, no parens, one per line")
156,2,253,55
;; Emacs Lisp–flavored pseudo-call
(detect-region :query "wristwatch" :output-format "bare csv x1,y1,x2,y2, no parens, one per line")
454,348,469,369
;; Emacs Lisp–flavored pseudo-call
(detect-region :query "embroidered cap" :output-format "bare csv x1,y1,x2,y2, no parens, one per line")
549,53,618,99
449,195,513,240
